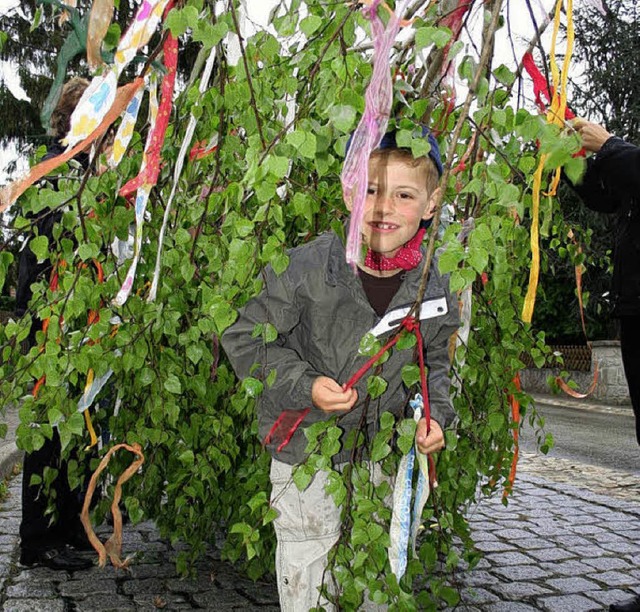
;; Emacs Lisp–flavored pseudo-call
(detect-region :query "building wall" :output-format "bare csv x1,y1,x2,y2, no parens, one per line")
520,341,631,405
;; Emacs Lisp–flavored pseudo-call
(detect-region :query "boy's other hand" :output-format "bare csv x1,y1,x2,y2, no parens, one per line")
416,418,445,454
312,376,358,412
573,119,612,153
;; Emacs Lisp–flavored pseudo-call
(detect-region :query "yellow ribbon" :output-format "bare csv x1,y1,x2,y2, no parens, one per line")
522,0,574,323
82,369,99,448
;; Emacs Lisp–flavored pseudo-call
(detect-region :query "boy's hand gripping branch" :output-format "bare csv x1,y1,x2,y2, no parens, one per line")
264,316,439,482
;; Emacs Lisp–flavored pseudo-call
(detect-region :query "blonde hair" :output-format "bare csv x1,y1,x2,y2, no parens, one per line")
49,77,90,139
369,148,440,194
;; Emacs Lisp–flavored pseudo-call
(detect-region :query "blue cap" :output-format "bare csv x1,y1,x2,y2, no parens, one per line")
346,126,444,177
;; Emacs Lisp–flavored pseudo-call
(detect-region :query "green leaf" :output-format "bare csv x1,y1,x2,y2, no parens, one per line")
493,64,515,86
300,14,322,36
263,323,278,343
263,507,278,526
401,363,421,388
178,449,195,466
78,242,99,261
165,6,199,36
124,496,144,524
47,407,63,426
0,251,13,292
164,375,182,395
292,465,312,491
370,437,391,462
396,332,417,351
139,368,156,386
444,429,458,450
438,240,464,273
440,586,460,606
29,236,49,263
206,295,237,334
67,412,85,437
467,244,489,274
242,377,264,398
328,105,356,133
415,26,452,50
564,155,586,185
232,216,255,238
266,155,290,179
358,333,381,357
186,344,203,365
397,431,414,455
285,130,317,159
367,375,388,399
193,20,229,48
488,412,505,433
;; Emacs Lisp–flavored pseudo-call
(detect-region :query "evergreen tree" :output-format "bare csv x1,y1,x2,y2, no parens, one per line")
572,0,640,143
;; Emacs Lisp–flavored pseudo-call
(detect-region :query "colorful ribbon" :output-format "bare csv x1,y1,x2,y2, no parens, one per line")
108,87,144,168
521,0,574,324
389,394,432,579
341,0,411,268
554,230,600,398
65,0,171,149
503,373,521,499
148,44,219,302
41,10,89,132
0,78,144,214
114,16,178,307
80,442,145,568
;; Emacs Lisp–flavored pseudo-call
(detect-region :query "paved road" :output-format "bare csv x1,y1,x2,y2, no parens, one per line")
521,399,639,474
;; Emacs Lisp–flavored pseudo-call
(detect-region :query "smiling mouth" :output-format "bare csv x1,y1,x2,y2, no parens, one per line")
369,221,399,231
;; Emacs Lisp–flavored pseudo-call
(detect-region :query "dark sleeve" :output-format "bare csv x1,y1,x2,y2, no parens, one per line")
14,143,64,317
15,247,38,317
573,137,640,213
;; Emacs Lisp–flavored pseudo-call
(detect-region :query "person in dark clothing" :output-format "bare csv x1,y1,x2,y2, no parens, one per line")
16,76,94,572
573,118,640,612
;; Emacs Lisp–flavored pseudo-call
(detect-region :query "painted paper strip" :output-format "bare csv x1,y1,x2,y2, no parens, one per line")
148,44,218,301
65,0,171,148
0,78,144,214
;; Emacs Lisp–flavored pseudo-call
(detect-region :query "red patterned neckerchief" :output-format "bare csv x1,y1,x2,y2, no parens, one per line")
364,227,426,272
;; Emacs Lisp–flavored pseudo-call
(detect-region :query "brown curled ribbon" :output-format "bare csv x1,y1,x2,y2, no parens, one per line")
80,442,145,569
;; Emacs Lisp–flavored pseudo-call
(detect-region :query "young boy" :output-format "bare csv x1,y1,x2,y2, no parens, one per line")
222,129,459,610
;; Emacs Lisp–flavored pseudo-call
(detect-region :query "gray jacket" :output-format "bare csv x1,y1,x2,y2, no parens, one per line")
221,230,460,464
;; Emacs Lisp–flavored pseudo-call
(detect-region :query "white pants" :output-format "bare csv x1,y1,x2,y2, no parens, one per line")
270,459,341,611
270,459,389,611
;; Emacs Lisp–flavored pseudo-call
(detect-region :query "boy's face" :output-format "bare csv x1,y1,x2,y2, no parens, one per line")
348,156,438,258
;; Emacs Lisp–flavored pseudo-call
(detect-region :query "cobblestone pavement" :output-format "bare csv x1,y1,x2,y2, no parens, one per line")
0,453,637,611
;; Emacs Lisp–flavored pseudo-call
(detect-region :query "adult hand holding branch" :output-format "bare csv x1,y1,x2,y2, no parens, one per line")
573,118,612,153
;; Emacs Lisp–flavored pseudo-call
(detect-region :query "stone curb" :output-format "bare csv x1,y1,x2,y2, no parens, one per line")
0,444,23,480
531,392,634,417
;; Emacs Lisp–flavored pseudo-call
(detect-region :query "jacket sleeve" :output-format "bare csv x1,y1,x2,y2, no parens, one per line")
573,137,640,213
221,264,322,418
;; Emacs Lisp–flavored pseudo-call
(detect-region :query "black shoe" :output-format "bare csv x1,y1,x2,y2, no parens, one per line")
66,530,94,551
610,594,640,612
19,547,93,571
